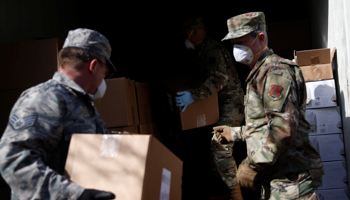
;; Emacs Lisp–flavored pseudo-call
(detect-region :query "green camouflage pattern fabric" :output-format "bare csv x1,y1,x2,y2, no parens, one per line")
183,17,206,31
0,72,109,199
63,28,116,77
230,49,324,198
222,12,266,41
211,134,238,189
190,37,245,127
189,36,244,190
261,171,321,199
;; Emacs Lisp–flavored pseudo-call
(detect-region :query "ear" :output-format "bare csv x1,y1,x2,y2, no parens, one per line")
88,59,100,75
258,32,266,45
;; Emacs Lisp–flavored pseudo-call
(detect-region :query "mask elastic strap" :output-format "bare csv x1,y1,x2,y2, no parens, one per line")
245,32,260,51
250,46,268,58
188,30,203,46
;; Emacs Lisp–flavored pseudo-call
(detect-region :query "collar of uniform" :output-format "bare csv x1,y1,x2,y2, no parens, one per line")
197,36,210,59
53,71,88,96
245,49,274,83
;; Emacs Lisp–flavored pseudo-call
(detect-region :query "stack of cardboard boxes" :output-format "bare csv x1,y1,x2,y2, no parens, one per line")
296,48,349,199
0,38,64,200
94,78,156,136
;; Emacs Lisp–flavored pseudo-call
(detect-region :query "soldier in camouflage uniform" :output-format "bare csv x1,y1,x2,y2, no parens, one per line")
176,18,245,200
0,28,117,200
213,12,324,199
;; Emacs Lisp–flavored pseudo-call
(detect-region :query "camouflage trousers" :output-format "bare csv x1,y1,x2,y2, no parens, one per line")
211,133,238,189
261,171,322,200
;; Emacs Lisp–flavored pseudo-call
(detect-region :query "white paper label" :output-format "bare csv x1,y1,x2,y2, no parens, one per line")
100,134,121,158
160,168,171,200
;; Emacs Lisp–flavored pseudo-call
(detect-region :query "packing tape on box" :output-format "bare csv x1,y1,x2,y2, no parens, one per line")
197,114,206,127
100,134,121,158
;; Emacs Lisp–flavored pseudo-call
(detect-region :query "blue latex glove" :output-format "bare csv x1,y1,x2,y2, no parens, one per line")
175,91,195,112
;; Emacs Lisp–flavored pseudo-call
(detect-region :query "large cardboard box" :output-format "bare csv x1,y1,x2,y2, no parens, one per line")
318,161,347,190
306,79,337,109
310,134,345,162
65,134,183,200
317,188,349,200
135,82,153,124
295,48,336,82
0,38,63,90
306,107,342,135
162,78,219,131
94,78,139,128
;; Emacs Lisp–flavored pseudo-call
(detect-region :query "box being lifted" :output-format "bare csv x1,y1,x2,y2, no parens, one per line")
65,134,183,200
162,77,219,131
306,79,337,109
295,48,336,82
306,107,342,135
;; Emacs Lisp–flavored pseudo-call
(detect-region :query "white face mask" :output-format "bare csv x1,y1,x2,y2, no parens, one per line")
233,44,254,65
185,39,195,50
233,32,267,65
89,79,107,100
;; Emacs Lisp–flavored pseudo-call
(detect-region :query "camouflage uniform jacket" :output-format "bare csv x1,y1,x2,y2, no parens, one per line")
231,50,324,179
191,37,245,125
0,72,109,200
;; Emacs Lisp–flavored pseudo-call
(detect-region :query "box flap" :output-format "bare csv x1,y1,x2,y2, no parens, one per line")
296,48,331,66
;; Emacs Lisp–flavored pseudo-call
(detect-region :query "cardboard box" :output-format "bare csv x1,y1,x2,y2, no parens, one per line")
318,161,347,190
162,77,219,131
317,188,349,200
295,48,336,82
306,79,337,109
306,107,342,135
94,78,139,128
138,122,155,135
135,82,153,124
310,134,345,162
0,38,63,90
65,134,183,200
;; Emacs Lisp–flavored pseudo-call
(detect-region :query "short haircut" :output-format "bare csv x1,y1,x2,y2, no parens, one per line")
58,47,104,69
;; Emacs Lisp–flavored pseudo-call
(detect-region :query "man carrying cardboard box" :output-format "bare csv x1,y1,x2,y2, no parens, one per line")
0,28,116,200
175,17,245,200
214,12,324,199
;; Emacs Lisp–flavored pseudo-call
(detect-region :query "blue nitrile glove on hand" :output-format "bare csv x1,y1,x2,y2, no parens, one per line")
175,91,195,112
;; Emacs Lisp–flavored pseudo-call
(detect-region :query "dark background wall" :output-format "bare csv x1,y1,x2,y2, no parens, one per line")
0,0,312,82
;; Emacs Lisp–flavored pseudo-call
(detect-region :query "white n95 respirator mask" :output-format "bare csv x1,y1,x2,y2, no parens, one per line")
90,79,107,100
233,44,254,65
233,32,267,65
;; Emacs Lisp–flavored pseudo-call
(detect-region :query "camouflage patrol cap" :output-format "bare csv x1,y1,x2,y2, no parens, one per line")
221,12,266,41
63,28,116,78
183,17,206,30
179,17,206,36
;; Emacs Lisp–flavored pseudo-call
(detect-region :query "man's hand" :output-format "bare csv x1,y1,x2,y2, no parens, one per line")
175,91,195,112
237,161,257,191
78,189,116,200
212,125,233,144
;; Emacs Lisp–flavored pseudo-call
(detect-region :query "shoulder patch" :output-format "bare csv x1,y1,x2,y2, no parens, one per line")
264,74,291,112
9,114,37,131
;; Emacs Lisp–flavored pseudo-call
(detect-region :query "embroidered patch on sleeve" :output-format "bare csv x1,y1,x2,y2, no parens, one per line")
264,74,291,112
269,85,284,100
9,114,37,131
